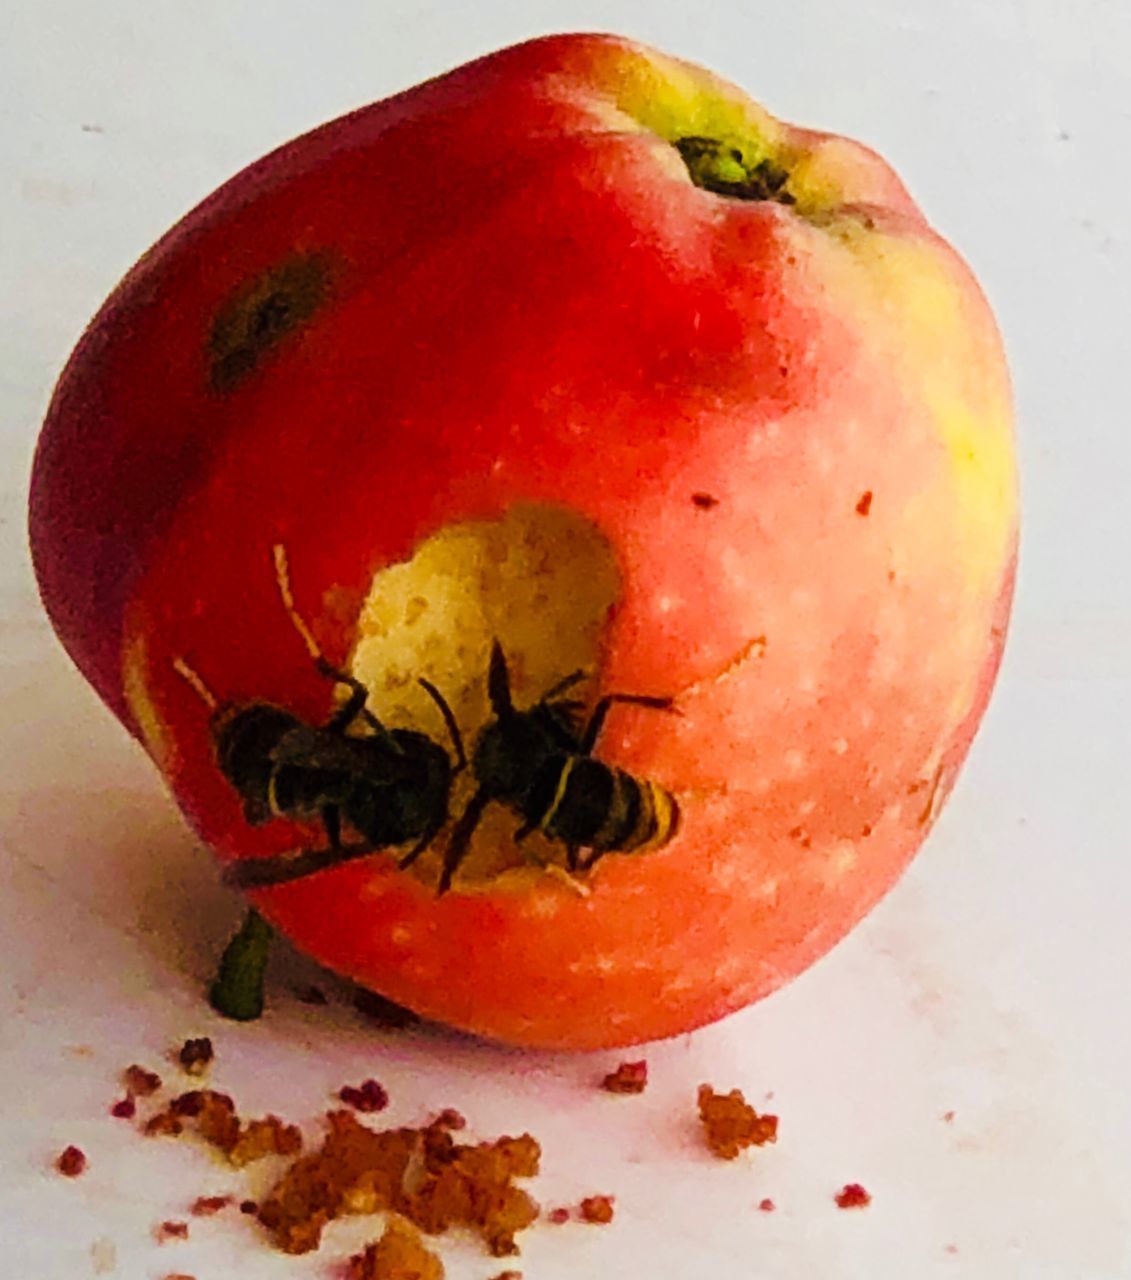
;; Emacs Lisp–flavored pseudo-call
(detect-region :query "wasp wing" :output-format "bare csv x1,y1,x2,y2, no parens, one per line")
269,725,420,785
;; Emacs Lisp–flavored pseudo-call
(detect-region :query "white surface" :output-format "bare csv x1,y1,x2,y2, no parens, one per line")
3,3,1130,1278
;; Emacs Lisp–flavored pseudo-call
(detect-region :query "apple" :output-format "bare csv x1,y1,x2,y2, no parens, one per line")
28,33,1017,1049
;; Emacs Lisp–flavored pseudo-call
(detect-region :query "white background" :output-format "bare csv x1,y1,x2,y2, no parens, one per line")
2,3,1129,1277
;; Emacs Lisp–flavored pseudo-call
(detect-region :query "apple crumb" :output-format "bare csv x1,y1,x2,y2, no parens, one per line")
698,1084,778,1159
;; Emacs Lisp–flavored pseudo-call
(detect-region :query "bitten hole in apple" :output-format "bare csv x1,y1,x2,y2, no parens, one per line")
345,503,626,887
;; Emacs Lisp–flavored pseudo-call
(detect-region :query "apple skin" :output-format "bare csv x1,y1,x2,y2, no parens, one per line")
28,34,1017,1049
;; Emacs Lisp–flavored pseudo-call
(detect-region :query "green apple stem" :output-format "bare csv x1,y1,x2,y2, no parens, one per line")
674,136,794,204
209,907,274,1021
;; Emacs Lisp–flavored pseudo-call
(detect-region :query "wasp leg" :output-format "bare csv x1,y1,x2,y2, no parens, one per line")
398,814,447,871
579,694,676,755
438,787,491,894
541,668,587,701
314,659,401,749
209,908,274,1021
418,677,466,771
224,839,379,889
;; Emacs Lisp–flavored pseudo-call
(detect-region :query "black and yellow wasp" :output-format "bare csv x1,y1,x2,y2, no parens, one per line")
176,546,465,892
402,640,680,894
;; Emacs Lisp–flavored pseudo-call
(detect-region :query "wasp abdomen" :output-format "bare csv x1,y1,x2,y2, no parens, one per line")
213,702,302,824
540,756,680,854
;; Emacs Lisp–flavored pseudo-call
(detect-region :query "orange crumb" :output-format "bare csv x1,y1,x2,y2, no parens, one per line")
124,1064,162,1096
191,1194,234,1216
56,1145,87,1176
258,1111,540,1257
834,1183,871,1209
697,1085,778,1160
146,1090,300,1166
144,1111,184,1138
579,1195,615,1224
347,1214,443,1280
155,1220,189,1242
177,1037,214,1076
601,1061,648,1094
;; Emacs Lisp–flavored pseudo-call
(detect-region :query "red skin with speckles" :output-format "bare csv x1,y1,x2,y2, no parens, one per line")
29,34,1016,1049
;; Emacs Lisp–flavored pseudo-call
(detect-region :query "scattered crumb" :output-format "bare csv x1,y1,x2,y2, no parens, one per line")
942,1110,956,1123
692,492,719,509
547,1208,571,1225
155,1220,189,1242
145,1089,300,1166
257,1110,540,1257
239,1199,258,1215
353,988,420,1028
124,1064,162,1096
191,1194,234,1216
111,1095,137,1119
856,490,873,516
144,1110,185,1138
161,1274,196,1280
432,1108,466,1130
231,1116,304,1167
697,1085,779,1160
758,1198,776,1212
834,1183,872,1209
339,1079,390,1114
601,1061,648,1095
348,1214,444,1280
178,1037,214,1076
56,1145,87,1176
579,1195,615,1225
944,1243,959,1255
80,124,105,134
490,1273,522,1280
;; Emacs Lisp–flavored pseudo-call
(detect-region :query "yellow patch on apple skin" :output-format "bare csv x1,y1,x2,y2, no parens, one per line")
121,604,175,773
595,44,780,157
580,41,902,219
799,215,1017,603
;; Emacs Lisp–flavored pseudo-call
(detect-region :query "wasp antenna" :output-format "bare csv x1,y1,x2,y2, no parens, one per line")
173,657,219,712
272,542,323,663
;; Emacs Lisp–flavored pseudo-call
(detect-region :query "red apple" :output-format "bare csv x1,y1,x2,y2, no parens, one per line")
28,33,1017,1048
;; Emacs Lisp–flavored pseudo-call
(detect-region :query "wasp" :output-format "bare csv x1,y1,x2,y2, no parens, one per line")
176,546,465,893
400,640,680,894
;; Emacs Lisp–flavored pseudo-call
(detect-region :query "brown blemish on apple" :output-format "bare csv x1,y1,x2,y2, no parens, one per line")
691,492,719,509
209,252,335,393
855,490,873,516
347,504,623,888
